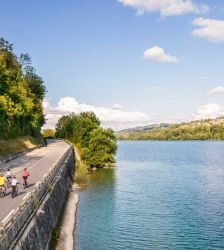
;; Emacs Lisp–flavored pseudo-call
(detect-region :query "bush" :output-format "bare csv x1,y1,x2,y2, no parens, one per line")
74,161,89,185
74,172,89,185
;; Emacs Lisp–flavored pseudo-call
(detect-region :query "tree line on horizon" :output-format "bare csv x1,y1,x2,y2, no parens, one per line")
0,38,46,139
116,120,224,141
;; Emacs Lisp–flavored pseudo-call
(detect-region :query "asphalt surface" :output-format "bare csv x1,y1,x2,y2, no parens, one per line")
0,139,70,224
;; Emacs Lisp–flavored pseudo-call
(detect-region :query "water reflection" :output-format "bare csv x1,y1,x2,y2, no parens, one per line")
75,168,116,250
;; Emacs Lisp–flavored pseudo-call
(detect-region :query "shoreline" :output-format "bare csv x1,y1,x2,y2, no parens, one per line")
56,192,79,250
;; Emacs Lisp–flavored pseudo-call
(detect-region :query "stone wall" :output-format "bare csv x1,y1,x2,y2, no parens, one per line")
10,148,75,250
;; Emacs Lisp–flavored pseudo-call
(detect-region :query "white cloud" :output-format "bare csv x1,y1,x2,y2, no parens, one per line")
202,76,209,80
192,18,224,42
146,87,162,90
118,0,209,16
42,98,224,132
143,46,178,62
194,103,224,119
163,103,224,123
42,97,158,131
208,86,224,94
112,103,123,109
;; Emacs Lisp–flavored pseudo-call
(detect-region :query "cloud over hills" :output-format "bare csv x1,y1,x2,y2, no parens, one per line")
195,103,224,119
161,104,224,124
43,98,224,132
43,97,158,131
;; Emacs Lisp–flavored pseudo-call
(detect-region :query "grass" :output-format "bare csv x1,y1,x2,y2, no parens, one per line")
0,135,44,157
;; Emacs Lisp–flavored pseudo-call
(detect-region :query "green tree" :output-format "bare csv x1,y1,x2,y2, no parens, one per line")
42,129,55,138
55,112,117,168
81,128,117,167
0,37,46,139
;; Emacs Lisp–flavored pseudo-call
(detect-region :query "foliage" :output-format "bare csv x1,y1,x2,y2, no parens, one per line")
116,118,224,141
74,161,90,185
0,38,46,139
55,112,118,168
42,129,55,138
81,127,117,167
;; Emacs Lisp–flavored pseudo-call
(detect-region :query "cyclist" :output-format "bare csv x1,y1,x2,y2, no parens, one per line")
0,173,6,192
22,168,30,186
6,169,12,183
11,176,19,195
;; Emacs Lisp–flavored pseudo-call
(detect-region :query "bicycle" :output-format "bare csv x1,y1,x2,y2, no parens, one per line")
0,185,6,198
11,185,18,198
23,177,28,189
7,177,12,188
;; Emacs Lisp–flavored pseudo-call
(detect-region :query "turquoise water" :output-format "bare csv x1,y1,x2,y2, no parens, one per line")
74,141,224,250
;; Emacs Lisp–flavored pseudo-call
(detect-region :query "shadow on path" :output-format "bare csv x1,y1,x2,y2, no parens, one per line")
26,183,36,189
16,191,26,197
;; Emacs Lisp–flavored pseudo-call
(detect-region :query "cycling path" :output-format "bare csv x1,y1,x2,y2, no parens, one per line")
0,139,70,224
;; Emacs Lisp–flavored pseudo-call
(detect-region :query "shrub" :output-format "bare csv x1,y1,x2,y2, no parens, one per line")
74,161,89,185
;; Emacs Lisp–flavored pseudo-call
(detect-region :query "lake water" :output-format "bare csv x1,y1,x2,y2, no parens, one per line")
74,141,224,250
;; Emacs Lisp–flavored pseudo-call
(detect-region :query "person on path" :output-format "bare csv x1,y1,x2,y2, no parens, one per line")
0,173,6,192
22,168,30,186
6,169,12,181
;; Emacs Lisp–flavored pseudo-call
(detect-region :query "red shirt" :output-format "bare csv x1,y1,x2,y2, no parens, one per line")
22,170,29,177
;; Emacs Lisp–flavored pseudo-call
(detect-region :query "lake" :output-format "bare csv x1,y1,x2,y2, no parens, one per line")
74,141,224,249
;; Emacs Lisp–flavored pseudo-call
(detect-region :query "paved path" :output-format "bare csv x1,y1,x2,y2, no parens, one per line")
0,139,70,224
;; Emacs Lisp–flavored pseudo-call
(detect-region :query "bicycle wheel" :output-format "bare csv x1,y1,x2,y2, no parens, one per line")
7,180,10,188
11,189,15,198
0,190,4,198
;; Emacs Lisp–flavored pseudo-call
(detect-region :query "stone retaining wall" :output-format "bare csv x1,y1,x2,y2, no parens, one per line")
11,148,75,250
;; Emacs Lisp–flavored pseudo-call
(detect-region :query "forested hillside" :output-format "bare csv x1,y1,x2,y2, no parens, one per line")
117,117,224,141
118,123,172,134
0,38,46,139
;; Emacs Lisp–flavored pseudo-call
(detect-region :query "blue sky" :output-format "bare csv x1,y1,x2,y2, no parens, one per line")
1,0,224,130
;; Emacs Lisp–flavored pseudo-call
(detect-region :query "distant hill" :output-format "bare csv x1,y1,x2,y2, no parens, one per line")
117,123,173,134
116,117,224,141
